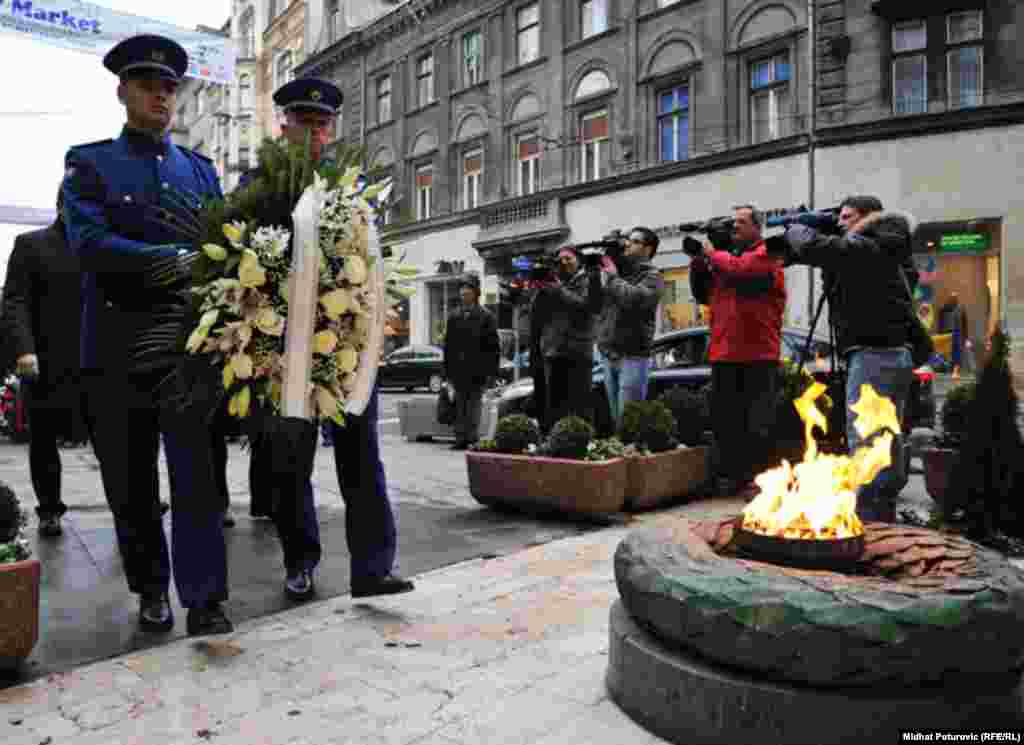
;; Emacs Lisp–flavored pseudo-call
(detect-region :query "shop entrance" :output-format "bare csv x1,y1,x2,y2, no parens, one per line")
913,218,1001,381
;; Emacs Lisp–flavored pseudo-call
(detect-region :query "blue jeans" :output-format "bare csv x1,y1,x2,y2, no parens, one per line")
599,353,651,430
846,347,914,519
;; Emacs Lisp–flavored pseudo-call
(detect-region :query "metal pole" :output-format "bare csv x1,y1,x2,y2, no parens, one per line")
807,0,818,324
513,304,521,382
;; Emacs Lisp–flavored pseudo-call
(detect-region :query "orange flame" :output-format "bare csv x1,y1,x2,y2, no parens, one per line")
741,383,901,539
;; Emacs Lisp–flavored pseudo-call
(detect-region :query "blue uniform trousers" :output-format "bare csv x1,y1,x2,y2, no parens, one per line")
258,387,396,580
82,369,228,608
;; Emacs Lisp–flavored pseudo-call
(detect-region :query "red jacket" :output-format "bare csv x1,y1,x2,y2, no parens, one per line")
697,241,786,363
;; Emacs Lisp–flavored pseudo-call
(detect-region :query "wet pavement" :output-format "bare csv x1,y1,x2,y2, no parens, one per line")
0,395,595,688
0,390,947,690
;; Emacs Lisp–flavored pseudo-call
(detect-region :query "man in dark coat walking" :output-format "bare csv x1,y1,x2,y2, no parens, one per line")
443,274,500,449
1,188,83,537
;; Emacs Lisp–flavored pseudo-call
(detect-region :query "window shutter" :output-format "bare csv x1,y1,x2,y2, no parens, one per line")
581,114,608,141
518,138,540,159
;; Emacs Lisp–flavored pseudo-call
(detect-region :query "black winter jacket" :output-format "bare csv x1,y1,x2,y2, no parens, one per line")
783,210,919,355
535,269,601,361
596,259,665,358
443,304,501,387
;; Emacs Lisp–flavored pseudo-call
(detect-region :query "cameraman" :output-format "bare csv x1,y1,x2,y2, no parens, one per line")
778,196,917,522
594,227,665,430
689,206,786,497
533,246,601,431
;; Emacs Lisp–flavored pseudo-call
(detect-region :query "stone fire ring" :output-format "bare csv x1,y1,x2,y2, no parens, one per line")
614,517,1024,687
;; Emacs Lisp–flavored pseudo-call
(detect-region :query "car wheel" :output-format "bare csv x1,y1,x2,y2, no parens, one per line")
428,375,443,394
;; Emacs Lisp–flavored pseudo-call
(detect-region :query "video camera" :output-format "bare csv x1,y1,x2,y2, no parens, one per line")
679,217,735,257
575,229,628,270
498,253,559,305
765,205,842,234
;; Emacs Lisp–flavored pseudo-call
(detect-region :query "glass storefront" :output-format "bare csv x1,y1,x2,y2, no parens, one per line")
659,267,707,332
913,219,1001,376
427,277,464,346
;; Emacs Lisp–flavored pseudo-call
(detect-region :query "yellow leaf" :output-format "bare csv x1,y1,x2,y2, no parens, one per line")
230,386,251,418
223,223,243,244
313,330,339,355
223,363,235,390
185,326,208,354
254,307,284,336
203,243,228,261
239,250,267,288
336,345,358,373
315,386,338,419
231,353,253,380
345,255,368,285
319,288,351,319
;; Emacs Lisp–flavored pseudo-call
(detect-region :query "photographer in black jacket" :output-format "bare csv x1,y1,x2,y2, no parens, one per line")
533,246,602,431
775,195,919,522
594,228,665,430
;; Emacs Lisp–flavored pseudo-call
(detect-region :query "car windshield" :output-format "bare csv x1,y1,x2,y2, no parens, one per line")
782,333,832,363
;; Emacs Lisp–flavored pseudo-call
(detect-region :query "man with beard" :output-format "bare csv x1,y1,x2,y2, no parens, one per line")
777,196,918,521
594,228,665,430
533,246,601,431
62,35,232,636
690,206,786,497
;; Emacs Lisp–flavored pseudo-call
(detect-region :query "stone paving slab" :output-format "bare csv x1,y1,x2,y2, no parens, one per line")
0,500,748,745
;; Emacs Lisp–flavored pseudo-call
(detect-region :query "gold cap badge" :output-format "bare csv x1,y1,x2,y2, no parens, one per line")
310,89,322,101
151,50,165,63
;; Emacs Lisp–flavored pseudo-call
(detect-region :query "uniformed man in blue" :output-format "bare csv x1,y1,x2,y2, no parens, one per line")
62,34,233,636
250,77,414,602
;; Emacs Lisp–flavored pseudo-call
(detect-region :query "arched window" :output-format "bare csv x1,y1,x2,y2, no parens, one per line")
275,50,293,90
239,8,255,57
239,74,252,110
575,70,611,101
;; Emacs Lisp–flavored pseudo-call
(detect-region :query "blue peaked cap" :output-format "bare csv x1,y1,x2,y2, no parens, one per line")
103,34,188,81
273,78,343,114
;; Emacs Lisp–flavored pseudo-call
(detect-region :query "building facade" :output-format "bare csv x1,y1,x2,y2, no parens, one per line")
286,0,1024,377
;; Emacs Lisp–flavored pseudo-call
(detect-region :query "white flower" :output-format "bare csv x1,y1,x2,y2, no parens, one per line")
251,226,290,257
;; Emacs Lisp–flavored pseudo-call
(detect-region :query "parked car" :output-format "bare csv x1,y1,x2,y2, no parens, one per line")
0,373,30,443
376,345,445,393
495,326,936,435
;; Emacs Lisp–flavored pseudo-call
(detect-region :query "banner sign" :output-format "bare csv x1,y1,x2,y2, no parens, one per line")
0,0,236,84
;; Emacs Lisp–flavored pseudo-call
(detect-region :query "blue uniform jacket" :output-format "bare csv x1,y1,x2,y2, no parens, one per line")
63,127,222,370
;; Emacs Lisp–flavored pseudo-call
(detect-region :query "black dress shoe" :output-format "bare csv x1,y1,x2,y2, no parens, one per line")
351,573,415,598
186,603,233,637
284,570,315,601
38,515,62,538
139,593,174,632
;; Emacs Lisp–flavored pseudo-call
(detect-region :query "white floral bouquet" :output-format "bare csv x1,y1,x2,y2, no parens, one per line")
183,168,417,425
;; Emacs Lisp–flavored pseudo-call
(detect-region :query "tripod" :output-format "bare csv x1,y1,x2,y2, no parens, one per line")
795,276,848,454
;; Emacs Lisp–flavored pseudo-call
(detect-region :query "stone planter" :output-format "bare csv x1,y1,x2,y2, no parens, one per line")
466,451,628,515
0,558,40,669
626,446,711,511
922,446,958,510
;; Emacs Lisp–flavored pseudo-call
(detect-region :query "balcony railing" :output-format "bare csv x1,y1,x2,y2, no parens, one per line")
481,196,548,229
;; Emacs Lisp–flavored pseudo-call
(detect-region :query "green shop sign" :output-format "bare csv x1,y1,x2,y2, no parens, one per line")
939,233,989,253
